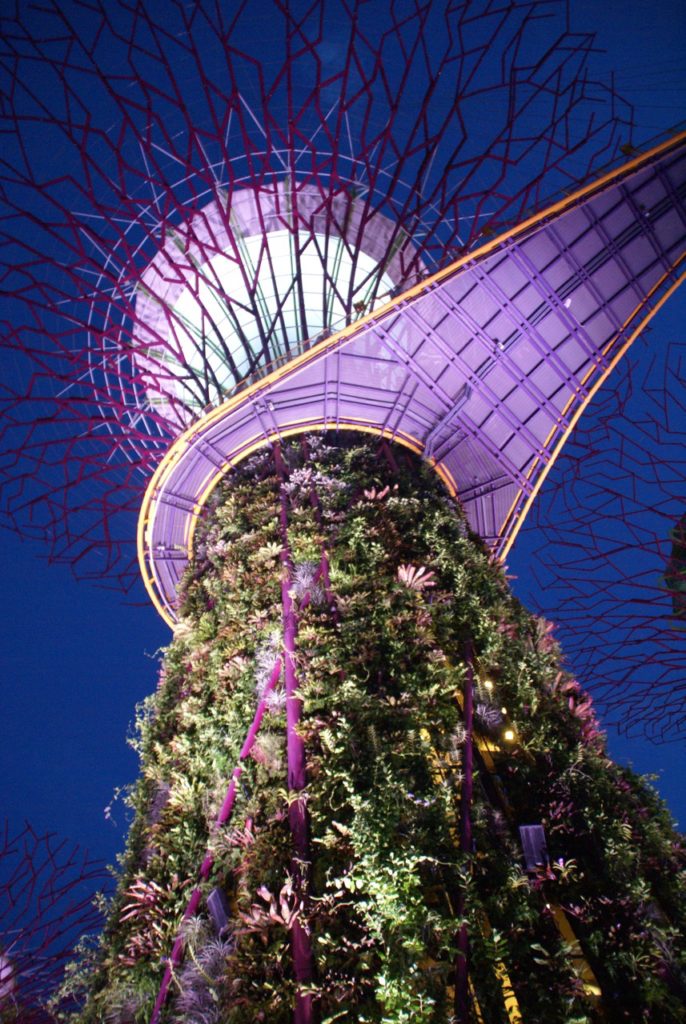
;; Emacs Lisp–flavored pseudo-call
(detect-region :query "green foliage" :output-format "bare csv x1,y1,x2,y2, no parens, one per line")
65,435,686,1023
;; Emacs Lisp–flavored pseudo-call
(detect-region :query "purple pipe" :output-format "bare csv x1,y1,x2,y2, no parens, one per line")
380,438,401,475
301,436,339,626
149,656,282,1023
455,641,475,1023
274,442,315,1024
149,888,203,1022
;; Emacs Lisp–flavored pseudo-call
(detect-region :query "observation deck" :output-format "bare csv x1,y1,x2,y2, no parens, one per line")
140,133,686,627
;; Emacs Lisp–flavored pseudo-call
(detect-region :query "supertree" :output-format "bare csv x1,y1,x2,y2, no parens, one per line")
1,2,686,1023
0,822,108,1022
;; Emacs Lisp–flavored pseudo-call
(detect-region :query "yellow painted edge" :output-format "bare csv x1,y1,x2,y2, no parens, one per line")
185,421,458,560
136,445,185,628
549,904,602,999
498,262,686,560
480,913,525,1024
467,979,487,1024
495,961,525,1024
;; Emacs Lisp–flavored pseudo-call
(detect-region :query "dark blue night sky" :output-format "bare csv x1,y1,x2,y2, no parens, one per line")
1,0,685,876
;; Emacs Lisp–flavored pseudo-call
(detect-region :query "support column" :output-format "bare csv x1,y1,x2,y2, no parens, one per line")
301,436,338,626
455,640,475,1023
274,441,316,1024
150,656,283,1023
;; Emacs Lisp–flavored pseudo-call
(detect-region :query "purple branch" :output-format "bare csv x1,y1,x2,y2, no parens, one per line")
149,656,283,1023
455,641,475,1023
274,441,315,1024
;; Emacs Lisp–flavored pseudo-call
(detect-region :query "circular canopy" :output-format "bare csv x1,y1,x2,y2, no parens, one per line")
133,183,411,427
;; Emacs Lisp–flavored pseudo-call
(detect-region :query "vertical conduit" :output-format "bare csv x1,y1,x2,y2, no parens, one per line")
273,441,316,1024
301,436,338,626
149,656,283,1023
455,640,475,1023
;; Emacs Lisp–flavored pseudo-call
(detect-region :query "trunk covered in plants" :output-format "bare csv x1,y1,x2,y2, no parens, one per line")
65,436,686,1023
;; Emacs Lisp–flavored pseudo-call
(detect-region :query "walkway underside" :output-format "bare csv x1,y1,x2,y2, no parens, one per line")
141,133,686,626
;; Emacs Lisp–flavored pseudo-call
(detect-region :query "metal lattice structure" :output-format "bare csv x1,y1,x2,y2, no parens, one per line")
0,0,633,593
137,135,686,626
0,823,107,1020
516,340,686,740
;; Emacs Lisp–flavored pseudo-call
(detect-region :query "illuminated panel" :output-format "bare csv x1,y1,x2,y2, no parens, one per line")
140,133,686,626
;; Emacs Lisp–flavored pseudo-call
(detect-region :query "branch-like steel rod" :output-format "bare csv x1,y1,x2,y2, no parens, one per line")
274,440,316,1024
149,655,283,1024
455,641,475,1023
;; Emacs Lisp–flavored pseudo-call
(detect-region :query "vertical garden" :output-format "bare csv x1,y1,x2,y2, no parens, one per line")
61,436,686,1023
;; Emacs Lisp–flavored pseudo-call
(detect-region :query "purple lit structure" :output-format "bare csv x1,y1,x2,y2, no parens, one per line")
0,0,635,593
1,2,686,1021
138,134,686,625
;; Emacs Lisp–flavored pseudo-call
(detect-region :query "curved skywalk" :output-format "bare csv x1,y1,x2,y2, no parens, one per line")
140,133,686,626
